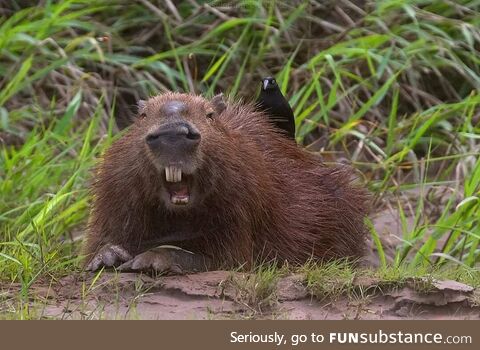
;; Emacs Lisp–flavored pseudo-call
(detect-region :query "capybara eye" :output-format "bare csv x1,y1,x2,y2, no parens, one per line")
206,111,214,120
139,112,146,119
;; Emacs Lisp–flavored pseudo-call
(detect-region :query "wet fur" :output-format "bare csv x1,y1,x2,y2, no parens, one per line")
83,92,369,269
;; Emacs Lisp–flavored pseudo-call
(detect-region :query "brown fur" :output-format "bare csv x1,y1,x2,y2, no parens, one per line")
83,92,369,269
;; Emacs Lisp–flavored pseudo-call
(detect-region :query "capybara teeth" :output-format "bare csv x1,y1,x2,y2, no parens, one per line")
176,168,182,182
171,196,189,205
165,167,172,182
165,166,182,182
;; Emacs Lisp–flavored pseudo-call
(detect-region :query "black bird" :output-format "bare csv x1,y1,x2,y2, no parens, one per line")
256,76,296,140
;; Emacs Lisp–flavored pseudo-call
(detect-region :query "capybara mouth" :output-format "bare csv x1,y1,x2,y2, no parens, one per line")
163,165,193,206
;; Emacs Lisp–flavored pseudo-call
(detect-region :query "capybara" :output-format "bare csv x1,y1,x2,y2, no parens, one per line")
83,92,369,273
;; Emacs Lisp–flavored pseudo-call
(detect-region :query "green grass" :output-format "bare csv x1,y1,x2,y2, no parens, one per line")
1,0,480,304
303,260,480,301
227,264,284,315
0,100,115,286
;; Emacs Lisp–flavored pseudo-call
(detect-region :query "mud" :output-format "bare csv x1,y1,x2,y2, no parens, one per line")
1,271,478,320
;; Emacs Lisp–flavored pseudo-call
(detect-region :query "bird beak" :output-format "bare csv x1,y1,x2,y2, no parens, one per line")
263,79,269,90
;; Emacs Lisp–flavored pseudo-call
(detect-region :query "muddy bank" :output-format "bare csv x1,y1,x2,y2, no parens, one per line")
1,206,477,320
1,271,478,320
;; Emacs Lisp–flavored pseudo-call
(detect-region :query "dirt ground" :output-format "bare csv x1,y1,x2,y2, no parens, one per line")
1,270,478,320
1,206,478,320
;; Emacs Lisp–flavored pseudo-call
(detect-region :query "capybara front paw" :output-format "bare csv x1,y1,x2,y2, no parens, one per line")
85,244,132,271
117,249,181,274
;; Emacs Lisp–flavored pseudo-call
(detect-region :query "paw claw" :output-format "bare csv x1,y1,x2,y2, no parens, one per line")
85,244,131,271
117,260,132,271
117,250,172,273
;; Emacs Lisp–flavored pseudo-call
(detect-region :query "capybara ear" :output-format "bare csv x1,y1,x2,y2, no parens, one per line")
211,93,226,114
119,100,146,128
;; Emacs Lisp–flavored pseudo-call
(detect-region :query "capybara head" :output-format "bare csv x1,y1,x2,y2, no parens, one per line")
132,93,227,210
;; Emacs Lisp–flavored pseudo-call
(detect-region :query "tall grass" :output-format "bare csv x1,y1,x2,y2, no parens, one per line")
1,0,479,287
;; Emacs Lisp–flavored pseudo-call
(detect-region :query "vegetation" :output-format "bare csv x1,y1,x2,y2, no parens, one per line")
1,0,479,314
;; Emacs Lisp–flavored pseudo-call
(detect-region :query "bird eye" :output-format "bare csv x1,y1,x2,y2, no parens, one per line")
271,79,276,84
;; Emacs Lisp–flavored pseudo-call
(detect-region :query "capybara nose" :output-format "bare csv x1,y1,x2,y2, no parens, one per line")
146,123,201,151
